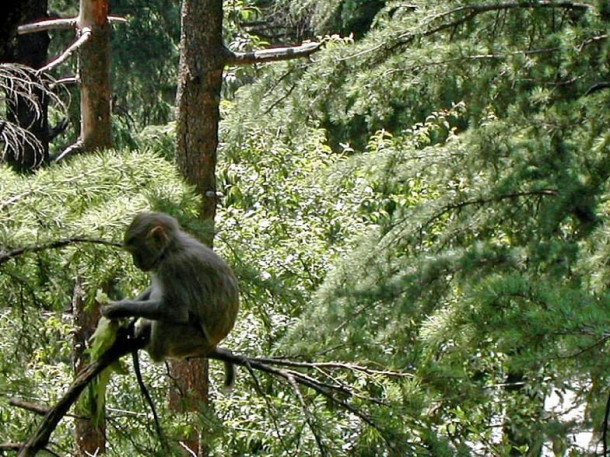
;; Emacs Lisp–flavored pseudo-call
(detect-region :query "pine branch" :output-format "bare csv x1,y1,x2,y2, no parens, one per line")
0,237,122,266
418,189,558,243
347,1,593,60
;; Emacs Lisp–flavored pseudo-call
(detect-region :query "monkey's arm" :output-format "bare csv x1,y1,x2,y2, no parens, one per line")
135,287,152,301
101,297,189,322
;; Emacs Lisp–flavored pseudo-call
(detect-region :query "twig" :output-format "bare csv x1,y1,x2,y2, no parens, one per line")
602,393,610,457
286,375,328,457
227,42,321,65
251,356,413,378
0,237,122,266
243,360,292,455
131,351,165,446
208,349,401,453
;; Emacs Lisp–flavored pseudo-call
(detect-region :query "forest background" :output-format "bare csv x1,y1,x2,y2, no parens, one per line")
1,0,610,456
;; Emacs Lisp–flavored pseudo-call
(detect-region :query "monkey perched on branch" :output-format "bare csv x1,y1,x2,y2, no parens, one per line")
101,212,240,386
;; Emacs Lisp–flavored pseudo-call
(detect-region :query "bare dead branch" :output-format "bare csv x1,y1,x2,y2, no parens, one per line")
9,398,88,419
209,349,404,453
18,18,77,34
37,28,91,74
18,16,127,35
51,140,84,163
252,356,413,378
50,76,78,88
0,237,122,266
227,42,321,66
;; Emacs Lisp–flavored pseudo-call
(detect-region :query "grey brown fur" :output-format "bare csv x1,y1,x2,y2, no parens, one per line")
101,212,239,386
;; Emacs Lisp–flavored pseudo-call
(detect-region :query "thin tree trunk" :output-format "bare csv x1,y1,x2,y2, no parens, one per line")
173,0,227,455
72,0,112,453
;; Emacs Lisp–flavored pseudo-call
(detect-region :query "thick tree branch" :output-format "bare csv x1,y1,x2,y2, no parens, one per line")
17,327,145,457
18,18,78,34
227,42,321,66
0,237,122,266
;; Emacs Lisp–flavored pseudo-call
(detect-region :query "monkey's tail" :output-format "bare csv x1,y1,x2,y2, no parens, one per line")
224,360,235,388
211,347,236,389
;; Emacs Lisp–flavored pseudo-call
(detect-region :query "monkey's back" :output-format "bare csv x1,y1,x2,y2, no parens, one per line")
156,231,239,349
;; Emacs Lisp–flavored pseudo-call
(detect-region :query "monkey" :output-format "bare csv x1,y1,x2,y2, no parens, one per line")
100,212,239,387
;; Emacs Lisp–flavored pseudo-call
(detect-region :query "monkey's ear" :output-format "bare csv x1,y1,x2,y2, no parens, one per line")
148,225,169,246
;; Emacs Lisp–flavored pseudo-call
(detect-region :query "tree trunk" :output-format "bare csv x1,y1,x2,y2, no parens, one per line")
176,0,226,224
78,0,112,152
72,0,112,453
173,0,227,455
0,0,28,62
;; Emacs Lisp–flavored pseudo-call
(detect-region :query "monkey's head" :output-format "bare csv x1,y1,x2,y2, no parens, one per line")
124,212,179,272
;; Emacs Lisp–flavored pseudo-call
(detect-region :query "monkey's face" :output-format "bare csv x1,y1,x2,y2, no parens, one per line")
129,246,156,272
124,220,169,272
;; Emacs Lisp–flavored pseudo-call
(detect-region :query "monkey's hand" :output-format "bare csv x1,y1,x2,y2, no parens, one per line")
100,301,130,320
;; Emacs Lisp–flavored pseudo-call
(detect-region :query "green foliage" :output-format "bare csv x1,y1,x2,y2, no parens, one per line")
217,0,610,454
0,149,201,454
4,1,610,455
77,315,127,428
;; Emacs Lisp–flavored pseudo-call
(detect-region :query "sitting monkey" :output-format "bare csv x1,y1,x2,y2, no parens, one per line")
101,212,239,386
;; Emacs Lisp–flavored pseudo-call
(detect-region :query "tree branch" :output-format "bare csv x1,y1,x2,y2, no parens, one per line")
347,1,593,60
37,29,91,74
418,189,558,242
17,327,146,457
227,42,321,66
18,16,127,35
51,140,84,163
18,18,78,34
0,237,122,266
13,338,412,456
